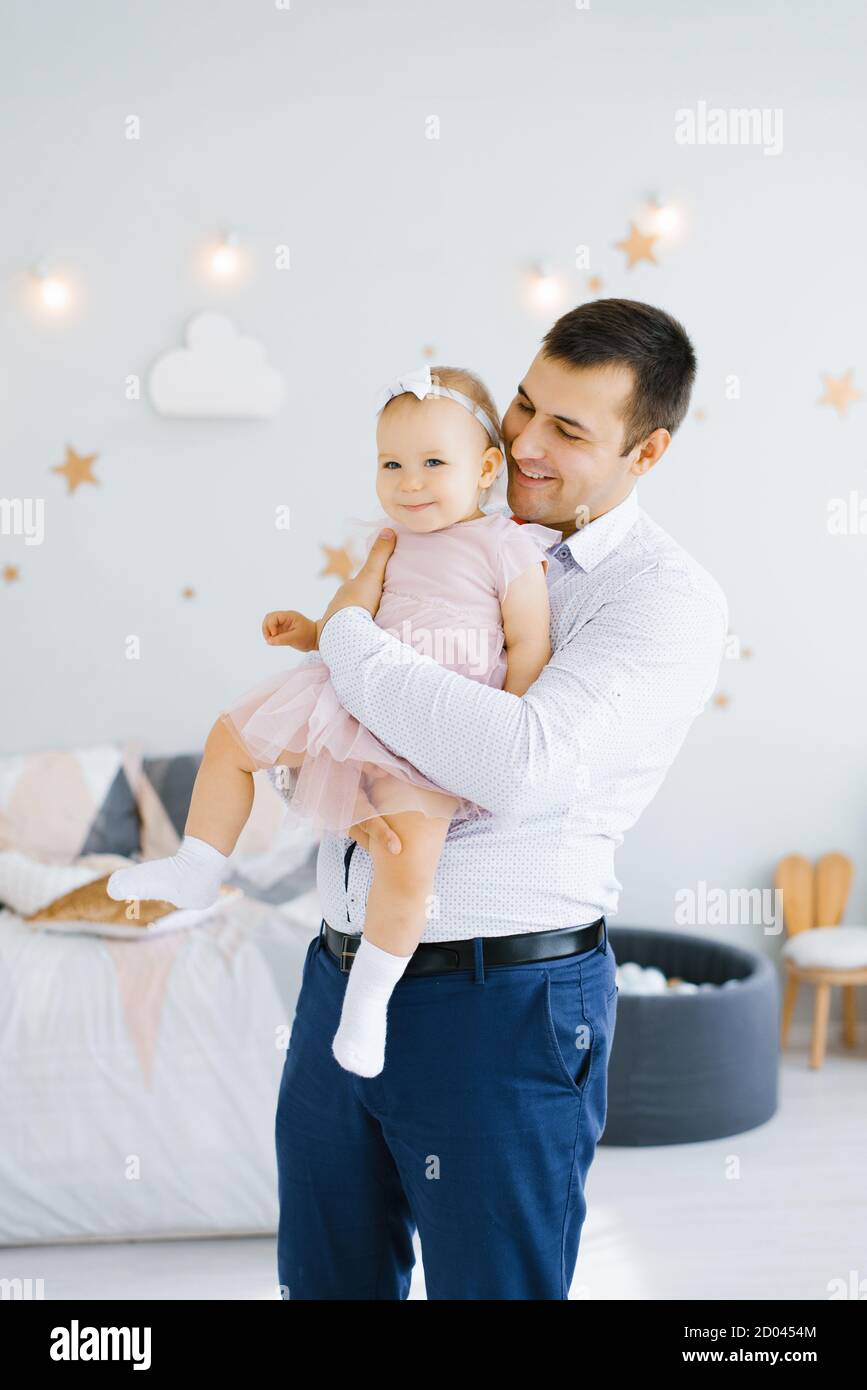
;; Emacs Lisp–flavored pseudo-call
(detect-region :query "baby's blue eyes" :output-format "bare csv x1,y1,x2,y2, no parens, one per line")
382,459,446,469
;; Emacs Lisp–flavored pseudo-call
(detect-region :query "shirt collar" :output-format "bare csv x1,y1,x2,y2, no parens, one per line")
504,486,640,572
558,486,640,572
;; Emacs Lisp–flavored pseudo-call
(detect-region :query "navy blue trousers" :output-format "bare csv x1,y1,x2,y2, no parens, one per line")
275,919,618,1300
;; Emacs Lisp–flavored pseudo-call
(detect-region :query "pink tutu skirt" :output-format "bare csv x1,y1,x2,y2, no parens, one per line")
219,657,476,836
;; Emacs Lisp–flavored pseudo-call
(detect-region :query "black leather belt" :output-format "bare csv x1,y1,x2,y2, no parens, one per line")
322,916,605,976
327,839,604,975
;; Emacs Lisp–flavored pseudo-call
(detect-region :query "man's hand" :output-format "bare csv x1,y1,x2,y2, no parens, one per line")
262,610,318,651
314,529,397,648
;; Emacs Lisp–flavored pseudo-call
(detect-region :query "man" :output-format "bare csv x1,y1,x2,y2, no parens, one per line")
272,298,728,1300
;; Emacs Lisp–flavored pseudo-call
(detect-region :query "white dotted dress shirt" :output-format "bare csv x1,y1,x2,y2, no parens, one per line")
270,488,728,942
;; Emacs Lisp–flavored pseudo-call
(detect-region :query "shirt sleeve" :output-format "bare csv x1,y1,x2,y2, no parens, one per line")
318,562,728,820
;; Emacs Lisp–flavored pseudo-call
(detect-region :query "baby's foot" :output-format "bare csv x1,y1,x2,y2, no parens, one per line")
332,1004,388,1078
330,935,412,1078
107,835,228,910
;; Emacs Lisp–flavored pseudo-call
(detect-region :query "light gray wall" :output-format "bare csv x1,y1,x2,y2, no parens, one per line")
2,0,865,947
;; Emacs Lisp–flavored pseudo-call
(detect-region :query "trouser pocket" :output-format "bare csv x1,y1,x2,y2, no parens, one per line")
541,971,594,1098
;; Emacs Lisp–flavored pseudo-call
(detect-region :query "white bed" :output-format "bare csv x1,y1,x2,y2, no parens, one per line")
0,885,322,1246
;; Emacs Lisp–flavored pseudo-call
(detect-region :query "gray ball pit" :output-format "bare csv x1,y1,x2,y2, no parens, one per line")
601,926,780,1146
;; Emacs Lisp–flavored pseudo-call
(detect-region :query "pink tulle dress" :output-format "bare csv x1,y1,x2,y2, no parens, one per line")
219,510,562,835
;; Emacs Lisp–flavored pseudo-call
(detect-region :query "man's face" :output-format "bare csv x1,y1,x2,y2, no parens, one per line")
502,351,642,535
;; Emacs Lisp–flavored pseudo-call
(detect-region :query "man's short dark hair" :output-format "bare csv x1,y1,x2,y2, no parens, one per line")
541,298,697,455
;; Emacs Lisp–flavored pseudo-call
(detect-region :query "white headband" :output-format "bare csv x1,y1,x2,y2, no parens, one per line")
375,364,501,446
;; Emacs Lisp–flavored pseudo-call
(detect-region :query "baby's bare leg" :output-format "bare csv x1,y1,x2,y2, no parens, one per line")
364,811,452,955
186,717,304,854
331,811,452,1078
106,718,305,909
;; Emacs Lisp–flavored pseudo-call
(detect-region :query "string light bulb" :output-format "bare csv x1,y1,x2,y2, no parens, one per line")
647,195,682,237
32,261,71,312
211,230,241,277
528,261,561,310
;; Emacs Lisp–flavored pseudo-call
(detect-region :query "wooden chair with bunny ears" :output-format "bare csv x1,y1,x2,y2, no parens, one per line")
776,852,867,1069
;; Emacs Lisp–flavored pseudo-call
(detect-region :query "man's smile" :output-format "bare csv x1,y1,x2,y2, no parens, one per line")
514,459,558,486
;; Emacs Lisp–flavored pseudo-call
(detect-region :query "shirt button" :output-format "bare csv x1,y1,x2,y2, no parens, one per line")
559,547,570,559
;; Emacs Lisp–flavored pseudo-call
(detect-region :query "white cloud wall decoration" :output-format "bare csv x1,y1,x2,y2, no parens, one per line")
148,311,287,418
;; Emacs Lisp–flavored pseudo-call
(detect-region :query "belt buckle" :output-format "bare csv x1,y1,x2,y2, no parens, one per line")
339,935,358,974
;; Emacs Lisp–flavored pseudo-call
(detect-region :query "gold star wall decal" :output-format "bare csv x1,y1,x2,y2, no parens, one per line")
586,275,603,293
613,222,659,269
693,408,707,422
422,344,436,359
52,445,100,494
3,565,20,583
181,587,196,599
817,370,862,419
713,693,731,709
320,544,356,580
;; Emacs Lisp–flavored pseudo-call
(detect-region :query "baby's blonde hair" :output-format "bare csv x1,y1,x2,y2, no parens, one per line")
381,365,502,445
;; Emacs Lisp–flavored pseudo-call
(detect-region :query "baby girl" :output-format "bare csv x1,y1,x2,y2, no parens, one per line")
108,365,561,1076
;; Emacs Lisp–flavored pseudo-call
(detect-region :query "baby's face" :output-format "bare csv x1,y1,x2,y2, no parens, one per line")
375,395,501,532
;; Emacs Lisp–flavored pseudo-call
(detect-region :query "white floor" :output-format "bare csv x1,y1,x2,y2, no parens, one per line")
6,1023,866,1301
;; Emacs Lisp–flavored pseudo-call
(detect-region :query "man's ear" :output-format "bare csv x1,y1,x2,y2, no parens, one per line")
630,427,670,477
479,445,504,490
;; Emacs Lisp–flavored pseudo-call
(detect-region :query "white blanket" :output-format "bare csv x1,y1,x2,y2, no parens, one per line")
0,883,322,1245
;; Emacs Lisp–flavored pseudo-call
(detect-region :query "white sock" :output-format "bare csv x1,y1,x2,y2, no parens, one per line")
106,835,229,910
331,935,413,1078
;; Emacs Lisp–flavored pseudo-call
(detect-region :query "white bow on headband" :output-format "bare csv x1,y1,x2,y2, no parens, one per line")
375,365,501,445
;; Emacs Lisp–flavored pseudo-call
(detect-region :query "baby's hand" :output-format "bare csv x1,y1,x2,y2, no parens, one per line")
262,610,318,652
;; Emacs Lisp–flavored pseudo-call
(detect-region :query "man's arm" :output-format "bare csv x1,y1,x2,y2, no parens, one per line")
319,565,728,821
